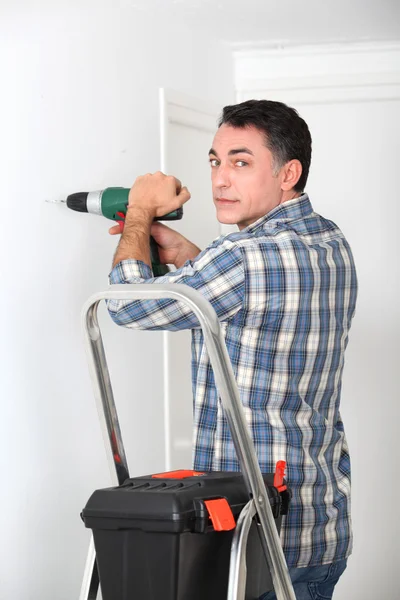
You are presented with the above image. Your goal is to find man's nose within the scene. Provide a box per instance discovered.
[213,163,231,188]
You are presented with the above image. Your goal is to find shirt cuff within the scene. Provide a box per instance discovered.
[109,259,153,284]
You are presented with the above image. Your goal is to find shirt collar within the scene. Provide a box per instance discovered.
[242,193,313,234]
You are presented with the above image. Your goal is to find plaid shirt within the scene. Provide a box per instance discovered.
[108,194,358,568]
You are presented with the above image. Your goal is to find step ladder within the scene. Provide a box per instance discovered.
[79,283,296,600]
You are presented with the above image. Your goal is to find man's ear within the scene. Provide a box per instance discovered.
[281,159,302,191]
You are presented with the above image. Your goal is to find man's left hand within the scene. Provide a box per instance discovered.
[127,171,191,220]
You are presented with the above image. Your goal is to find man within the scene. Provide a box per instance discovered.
[107,100,357,599]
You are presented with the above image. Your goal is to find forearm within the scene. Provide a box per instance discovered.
[112,205,153,269]
[107,237,245,332]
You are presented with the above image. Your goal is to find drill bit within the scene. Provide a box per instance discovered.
[45,198,66,204]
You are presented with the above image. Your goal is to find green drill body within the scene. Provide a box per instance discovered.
[94,187,182,222]
[100,187,130,220]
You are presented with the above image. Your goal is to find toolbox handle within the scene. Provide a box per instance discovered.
[80,283,295,600]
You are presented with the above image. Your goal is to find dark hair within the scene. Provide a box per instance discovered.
[218,99,312,192]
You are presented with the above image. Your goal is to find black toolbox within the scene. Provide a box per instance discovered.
[81,469,290,600]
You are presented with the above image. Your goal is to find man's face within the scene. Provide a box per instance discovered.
[209,124,283,230]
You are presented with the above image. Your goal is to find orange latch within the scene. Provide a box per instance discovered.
[274,460,287,493]
[151,469,206,479]
[204,498,236,531]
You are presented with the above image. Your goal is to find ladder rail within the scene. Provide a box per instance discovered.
[227,499,257,600]
[79,283,295,600]
[79,537,99,600]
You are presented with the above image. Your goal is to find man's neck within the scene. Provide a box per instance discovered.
[278,190,302,205]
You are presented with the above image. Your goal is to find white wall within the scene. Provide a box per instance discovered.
[0,3,234,599]
[235,42,400,600]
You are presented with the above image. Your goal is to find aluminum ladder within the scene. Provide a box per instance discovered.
[79,283,296,600]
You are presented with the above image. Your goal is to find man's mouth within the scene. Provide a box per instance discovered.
[215,198,238,205]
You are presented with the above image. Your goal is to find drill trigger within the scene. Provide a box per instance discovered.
[116,211,126,233]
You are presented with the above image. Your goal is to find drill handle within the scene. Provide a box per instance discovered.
[150,236,169,276]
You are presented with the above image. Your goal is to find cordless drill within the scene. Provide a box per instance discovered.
[50,187,183,275]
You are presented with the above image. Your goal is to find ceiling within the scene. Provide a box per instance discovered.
[126,0,400,47]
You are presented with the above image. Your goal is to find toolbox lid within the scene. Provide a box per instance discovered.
[81,471,287,534]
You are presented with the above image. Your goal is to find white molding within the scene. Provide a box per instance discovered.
[161,88,220,133]
[233,40,400,56]
[159,89,171,472]
[234,40,400,104]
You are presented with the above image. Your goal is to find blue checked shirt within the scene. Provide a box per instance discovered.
[107,194,358,568]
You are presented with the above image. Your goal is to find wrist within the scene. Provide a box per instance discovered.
[123,204,153,240]
[112,207,153,268]
[175,241,201,268]
[126,202,155,224]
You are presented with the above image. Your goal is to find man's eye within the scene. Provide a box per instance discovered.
[236,160,248,167]
[209,159,219,167]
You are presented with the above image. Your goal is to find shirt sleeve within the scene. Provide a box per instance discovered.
[106,238,245,331]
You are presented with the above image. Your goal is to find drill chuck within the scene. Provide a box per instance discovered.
[66,192,90,213]
[66,190,112,216]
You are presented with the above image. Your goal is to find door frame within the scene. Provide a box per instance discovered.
[159,88,221,469]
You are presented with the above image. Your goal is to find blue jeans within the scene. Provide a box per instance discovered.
[259,558,347,600]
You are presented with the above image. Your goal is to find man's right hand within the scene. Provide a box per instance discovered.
[149,222,200,268]
[109,220,200,269]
